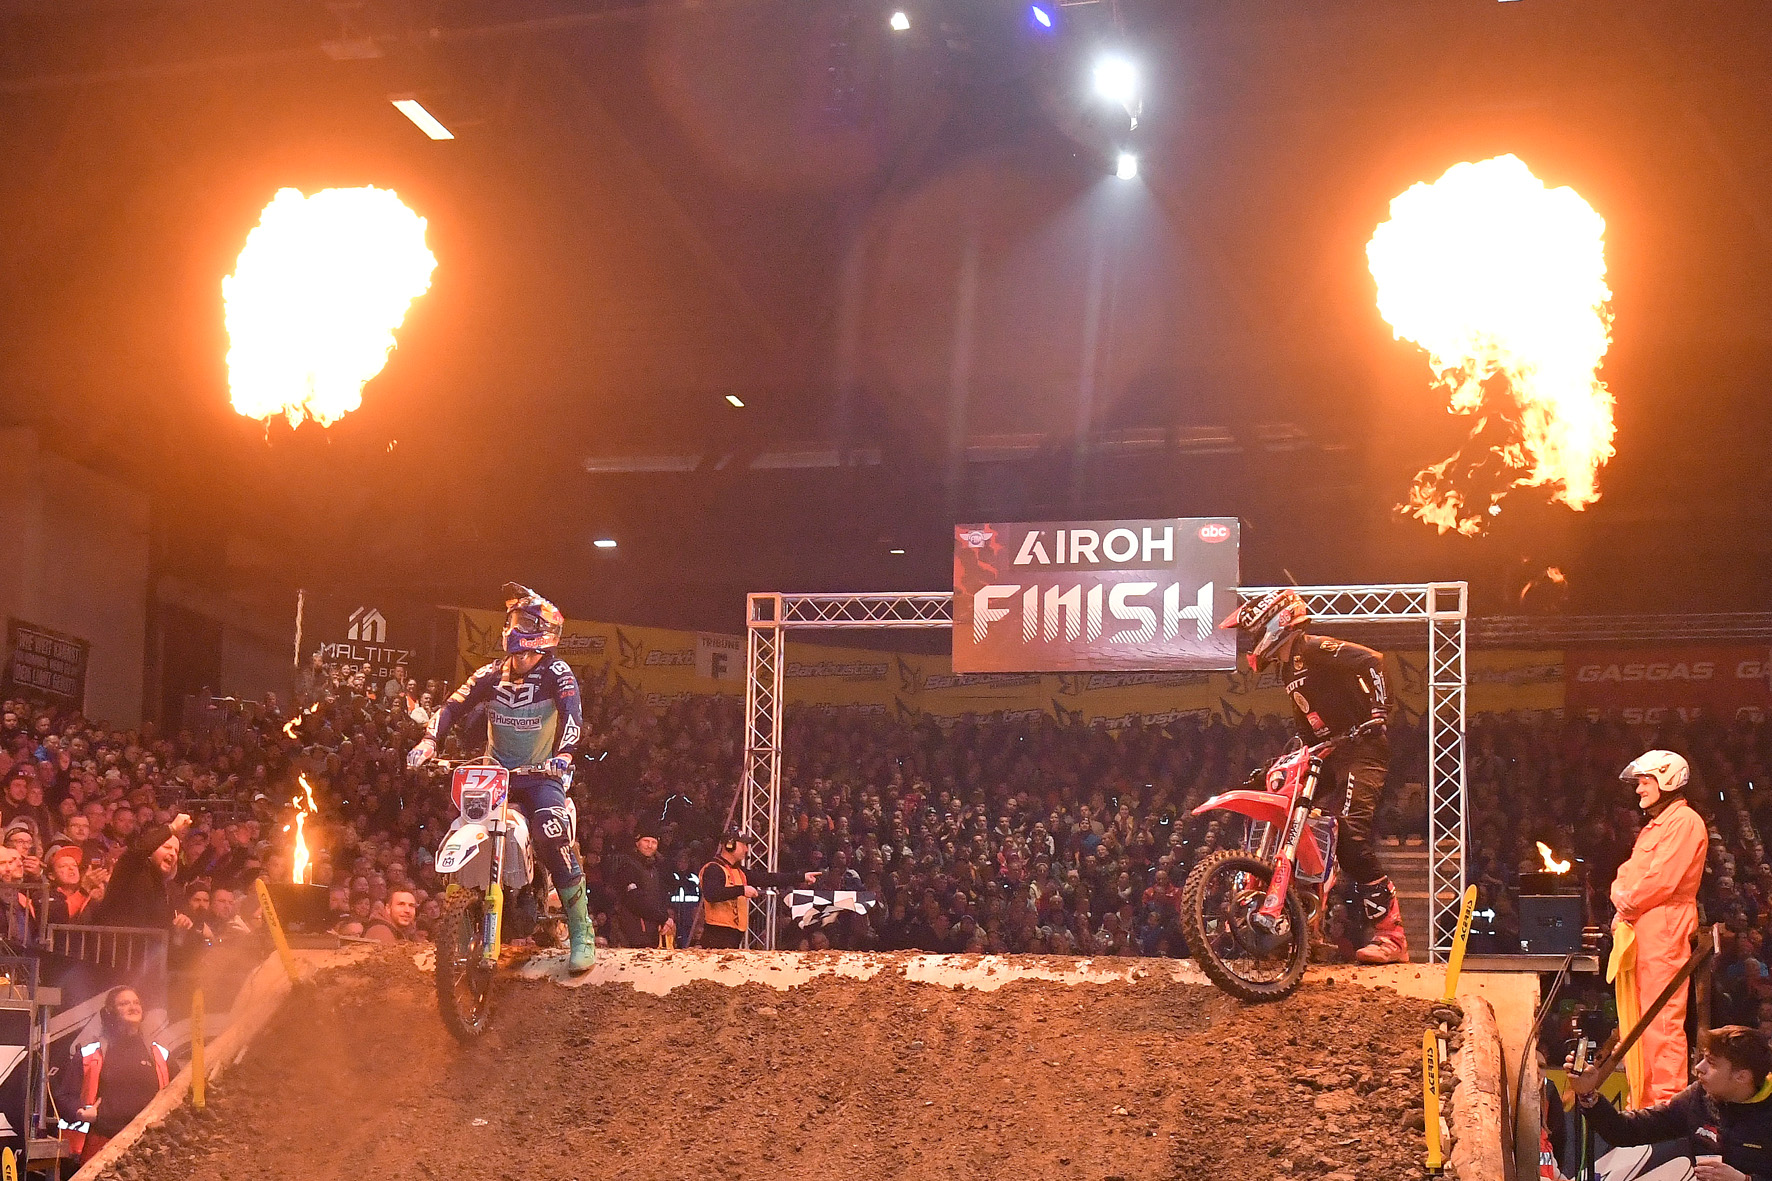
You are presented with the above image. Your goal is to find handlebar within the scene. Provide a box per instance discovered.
[425,756,563,778]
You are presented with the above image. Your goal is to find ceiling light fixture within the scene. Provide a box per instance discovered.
[726,394,745,408]
[593,538,618,549]
[391,98,454,141]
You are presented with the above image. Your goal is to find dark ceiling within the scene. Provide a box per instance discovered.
[2,0,1769,630]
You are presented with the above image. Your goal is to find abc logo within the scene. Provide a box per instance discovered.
[1198,523,1230,543]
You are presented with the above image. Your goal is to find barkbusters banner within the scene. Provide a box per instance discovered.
[951,519,1240,673]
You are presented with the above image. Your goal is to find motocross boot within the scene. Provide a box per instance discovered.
[562,880,596,974]
[1353,877,1409,965]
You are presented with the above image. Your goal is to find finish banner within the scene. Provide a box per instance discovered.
[1565,645,1772,724]
[951,519,1240,673]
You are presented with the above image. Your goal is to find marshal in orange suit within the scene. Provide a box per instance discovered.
[1609,750,1708,1108]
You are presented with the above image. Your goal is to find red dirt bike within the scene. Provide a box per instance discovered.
[1180,728,1369,1002]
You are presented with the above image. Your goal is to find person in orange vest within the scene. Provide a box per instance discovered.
[1611,750,1708,1107]
[60,987,171,1164]
[698,828,816,949]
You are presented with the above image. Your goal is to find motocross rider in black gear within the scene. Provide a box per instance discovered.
[1222,589,1406,964]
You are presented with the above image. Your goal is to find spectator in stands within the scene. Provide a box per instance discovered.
[63,986,171,1165]
[609,821,675,948]
[44,844,89,926]
[3,818,41,881]
[90,814,193,935]
[364,889,419,943]
[209,887,250,941]
[0,845,35,946]
[0,769,30,825]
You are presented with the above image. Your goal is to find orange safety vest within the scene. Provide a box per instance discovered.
[60,1036,171,1155]
[701,859,747,933]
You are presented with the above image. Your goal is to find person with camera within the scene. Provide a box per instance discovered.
[697,827,816,949]
[1567,1025,1772,1181]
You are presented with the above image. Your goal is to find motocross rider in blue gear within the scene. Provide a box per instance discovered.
[407,584,596,973]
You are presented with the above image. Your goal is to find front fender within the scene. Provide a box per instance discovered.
[1192,789,1327,879]
[436,822,489,875]
[1191,789,1290,826]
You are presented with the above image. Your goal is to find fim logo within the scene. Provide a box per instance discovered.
[347,607,388,644]
[957,527,995,549]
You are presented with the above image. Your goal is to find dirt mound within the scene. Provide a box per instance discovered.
[99,949,1431,1180]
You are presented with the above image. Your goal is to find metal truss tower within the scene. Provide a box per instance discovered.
[741,583,1468,960]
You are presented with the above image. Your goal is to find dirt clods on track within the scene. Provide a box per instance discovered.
[101,948,1431,1180]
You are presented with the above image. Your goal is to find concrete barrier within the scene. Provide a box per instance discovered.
[1448,995,1509,1181]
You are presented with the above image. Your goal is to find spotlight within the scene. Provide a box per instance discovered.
[1115,152,1138,181]
[1031,5,1053,28]
[889,10,910,32]
[390,98,453,141]
[593,538,618,549]
[889,548,906,555]
[1093,56,1137,108]
[725,394,745,408]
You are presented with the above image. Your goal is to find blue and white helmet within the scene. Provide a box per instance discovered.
[1620,750,1690,807]
[501,583,564,654]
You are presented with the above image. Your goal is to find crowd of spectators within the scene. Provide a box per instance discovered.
[6,654,1771,970]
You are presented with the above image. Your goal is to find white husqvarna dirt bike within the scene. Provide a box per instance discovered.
[432,757,575,1042]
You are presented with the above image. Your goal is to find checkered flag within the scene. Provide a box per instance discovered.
[786,889,879,929]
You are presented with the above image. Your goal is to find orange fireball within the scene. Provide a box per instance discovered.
[1368,155,1615,534]
[224,186,436,429]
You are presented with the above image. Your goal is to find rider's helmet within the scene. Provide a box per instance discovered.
[1620,749,1690,811]
[1219,588,1308,672]
[501,583,564,654]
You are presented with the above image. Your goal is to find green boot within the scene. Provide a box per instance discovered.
[562,880,596,974]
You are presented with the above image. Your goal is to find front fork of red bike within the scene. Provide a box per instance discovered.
[1255,754,1325,931]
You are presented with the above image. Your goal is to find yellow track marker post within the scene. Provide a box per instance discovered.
[1443,885,1478,1002]
[191,987,206,1110]
[1423,1029,1443,1172]
[2,1145,16,1181]
[254,878,300,984]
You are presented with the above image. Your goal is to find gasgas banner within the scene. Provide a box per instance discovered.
[1565,645,1772,724]
[951,519,1241,673]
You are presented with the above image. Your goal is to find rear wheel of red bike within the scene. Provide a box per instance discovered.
[1180,849,1309,1002]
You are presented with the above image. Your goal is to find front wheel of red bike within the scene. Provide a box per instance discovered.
[1180,849,1309,1002]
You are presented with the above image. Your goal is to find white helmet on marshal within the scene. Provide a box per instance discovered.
[1620,749,1690,808]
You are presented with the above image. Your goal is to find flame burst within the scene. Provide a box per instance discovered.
[289,773,319,885]
[1536,841,1571,874]
[1368,155,1615,534]
[224,186,437,428]
[282,700,323,740]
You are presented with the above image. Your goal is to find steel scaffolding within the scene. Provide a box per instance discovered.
[741,582,1468,960]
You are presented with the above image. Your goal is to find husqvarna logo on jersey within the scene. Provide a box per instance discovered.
[347,607,388,643]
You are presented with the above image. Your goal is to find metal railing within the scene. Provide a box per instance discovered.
[43,924,169,974]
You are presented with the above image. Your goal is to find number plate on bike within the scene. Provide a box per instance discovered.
[451,765,509,818]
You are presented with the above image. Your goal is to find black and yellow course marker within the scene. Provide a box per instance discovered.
[1423,884,1478,1173]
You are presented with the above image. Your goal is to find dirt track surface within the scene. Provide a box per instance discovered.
[101,948,1431,1181]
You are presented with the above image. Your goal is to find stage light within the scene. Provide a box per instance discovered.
[889,548,906,555]
[1093,56,1137,108]
[391,98,453,140]
[1031,5,1053,27]
[889,10,910,32]
[1115,152,1138,180]
[725,394,745,408]
[593,538,618,549]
